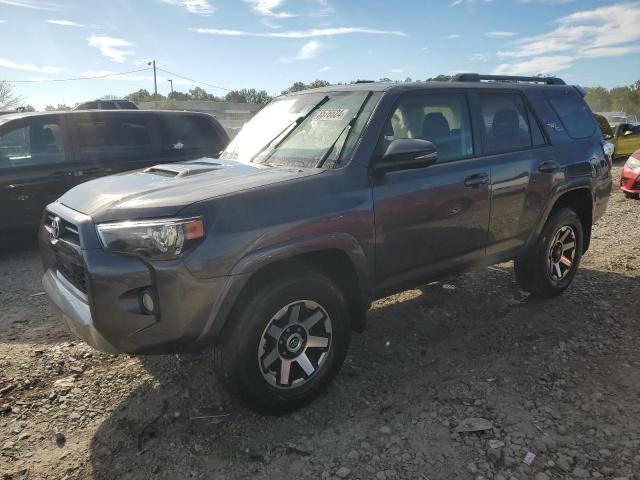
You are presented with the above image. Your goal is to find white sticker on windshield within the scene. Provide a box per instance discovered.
[314,109,348,121]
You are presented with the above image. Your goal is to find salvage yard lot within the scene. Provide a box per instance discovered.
[1,161,639,480]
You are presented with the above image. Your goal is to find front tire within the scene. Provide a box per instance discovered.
[514,207,583,297]
[213,271,351,414]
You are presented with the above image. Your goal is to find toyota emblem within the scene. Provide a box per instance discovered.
[50,216,61,242]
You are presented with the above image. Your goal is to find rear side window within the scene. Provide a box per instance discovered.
[0,119,66,168]
[546,91,595,139]
[157,114,221,152]
[73,114,151,154]
[478,93,536,154]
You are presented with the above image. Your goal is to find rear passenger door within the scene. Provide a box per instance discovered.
[157,113,226,163]
[471,90,551,258]
[0,115,76,228]
[372,90,492,288]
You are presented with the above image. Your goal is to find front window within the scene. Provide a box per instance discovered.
[220,91,377,168]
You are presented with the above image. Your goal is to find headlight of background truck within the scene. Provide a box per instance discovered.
[96,217,205,260]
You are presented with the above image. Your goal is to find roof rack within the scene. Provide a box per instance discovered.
[450,73,566,86]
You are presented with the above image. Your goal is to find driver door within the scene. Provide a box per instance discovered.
[371,90,491,292]
[614,123,640,157]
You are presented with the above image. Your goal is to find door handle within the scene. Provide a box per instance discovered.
[538,161,559,173]
[464,173,489,188]
[51,171,73,177]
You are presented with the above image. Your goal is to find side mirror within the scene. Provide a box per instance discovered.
[375,139,438,172]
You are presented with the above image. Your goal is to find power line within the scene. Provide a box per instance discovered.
[2,68,153,83]
[156,67,233,92]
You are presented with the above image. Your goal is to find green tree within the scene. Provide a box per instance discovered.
[125,89,152,103]
[307,79,330,89]
[17,105,35,112]
[281,81,307,95]
[426,75,451,82]
[584,86,612,112]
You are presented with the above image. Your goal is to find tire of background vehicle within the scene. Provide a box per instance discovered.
[624,192,639,199]
[212,271,351,414]
[514,207,584,298]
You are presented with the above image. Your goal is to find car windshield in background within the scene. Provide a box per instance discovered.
[220,91,375,168]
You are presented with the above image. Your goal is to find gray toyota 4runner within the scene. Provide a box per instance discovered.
[40,74,613,413]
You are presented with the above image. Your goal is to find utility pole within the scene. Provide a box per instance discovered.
[148,60,157,95]
[167,79,173,97]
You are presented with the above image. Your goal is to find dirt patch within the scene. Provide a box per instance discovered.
[1,162,639,480]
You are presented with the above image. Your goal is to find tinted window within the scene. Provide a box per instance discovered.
[158,114,220,152]
[384,92,473,162]
[116,101,137,110]
[546,91,595,139]
[528,109,546,146]
[99,101,117,110]
[478,93,533,154]
[0,120,66,168]
[73,114,151,154]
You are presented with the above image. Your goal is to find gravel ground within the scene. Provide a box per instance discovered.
[1,161,639,480]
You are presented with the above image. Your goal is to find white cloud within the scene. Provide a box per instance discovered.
[311,0,333,17]
[0,57,64,74]
[191,26,407,38]
[0,0,62,10]
[493,3,640,75]
[281,40,323,62]
[485,31,517,39]
[493,55,574,75]
[160,0,216,15]
[421,46,429,51]
[88,35,134,63]
[469,53,491,61]
[246,0,295,18]
[391,69,403,73]
[318,65,331,72]
[46,19,82,26]
[445,34,460,39]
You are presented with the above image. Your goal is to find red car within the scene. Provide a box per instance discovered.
[621,150,640,198]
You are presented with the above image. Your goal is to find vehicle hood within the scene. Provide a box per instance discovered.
[58,158,323,222]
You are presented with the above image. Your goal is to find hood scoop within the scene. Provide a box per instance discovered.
[142,162,223,178]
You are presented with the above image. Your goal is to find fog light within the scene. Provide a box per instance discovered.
[140,289,156,314]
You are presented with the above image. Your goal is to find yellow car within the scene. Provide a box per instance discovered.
[595,113,640,158]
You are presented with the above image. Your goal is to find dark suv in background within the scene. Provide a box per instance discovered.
[40,74,612,413]
[0,110,229,233]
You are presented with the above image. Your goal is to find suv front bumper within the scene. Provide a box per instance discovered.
[43,267,118,352]
[39,202,240,355]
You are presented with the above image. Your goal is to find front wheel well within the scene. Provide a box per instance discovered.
[233,250,369,333]
[548,188,593,252]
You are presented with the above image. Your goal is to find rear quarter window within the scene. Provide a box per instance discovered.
[545,90,596,139]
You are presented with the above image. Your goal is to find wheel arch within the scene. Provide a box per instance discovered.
[532,185,593,253]
[206,234,373,340]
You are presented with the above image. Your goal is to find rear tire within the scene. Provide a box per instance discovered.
[213,271,351,414]
[514,207,583,298]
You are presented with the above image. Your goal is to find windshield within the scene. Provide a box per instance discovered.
[220,91,376,168]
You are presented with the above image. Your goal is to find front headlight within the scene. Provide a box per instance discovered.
[96,217,205,260]
[626,157,640,172]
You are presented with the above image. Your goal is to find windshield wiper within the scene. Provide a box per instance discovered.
[316,91,373,169]
[251,95,329,164]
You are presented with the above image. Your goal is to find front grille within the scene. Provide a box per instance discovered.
[45,213,80,246]
[57,255,87,293]
[44,210,87,294]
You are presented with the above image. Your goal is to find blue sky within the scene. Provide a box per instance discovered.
[0,0,639,109]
